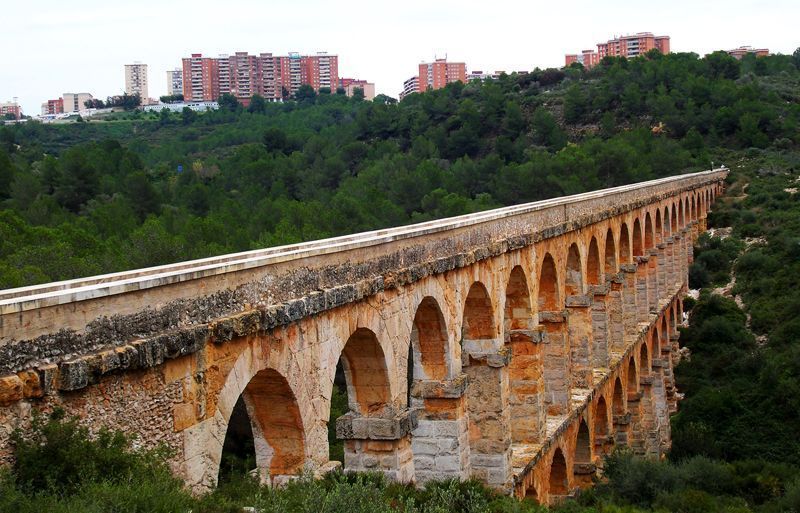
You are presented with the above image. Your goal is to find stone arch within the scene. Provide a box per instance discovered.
[538,253,560,311]
[671,204,678,233]
[627,358,638,396]
[678,198,685,228]
[229,369,306,482]
[650,326,660,356]
[575,420,592,465]
[524,482,539,502]
[639,343,650,377]
[697,192,706,216]
[587,237,601,286]
[409,296,450,387]
[505,266,533,334]
[663,205,671,236]
[594,396,610,454]
[619,223,632,264]
[505,264,544,445]
[671,302,678,332]
[695,193,701,218]
[604,228,617,278]
[463,281,497,342]
[548,447,569,497]
[645,213,654,249]
[655,209,663,242]
[660,316,670,353]
[409,295,467,484]
[339,328,391,415]
[612,377,625,416]
[611,377,627,447]
[632,218,643,257]
[565,243,584,296]
[196,338,314,490]
[573,419,593,486]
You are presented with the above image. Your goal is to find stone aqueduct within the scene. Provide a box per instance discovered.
[0,169,727,503]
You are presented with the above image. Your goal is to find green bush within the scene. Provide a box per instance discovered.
[2,410,192,512]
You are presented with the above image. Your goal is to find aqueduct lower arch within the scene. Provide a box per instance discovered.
[0,169,726,503]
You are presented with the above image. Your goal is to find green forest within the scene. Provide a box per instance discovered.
[2,48,800,512]
[1,49,798,288]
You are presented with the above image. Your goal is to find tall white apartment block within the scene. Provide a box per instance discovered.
[166,68,183,96]
[125,62,149,99]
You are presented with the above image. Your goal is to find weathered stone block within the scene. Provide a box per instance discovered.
[36,363,58,395]
[210,318,234,343]
[58,358,89,391]
[173,402,196,431]
[573,462,597,475]
[232,310,261,337]
[566,295,592,308]
[412,374,468,399]
[0,374,23,405]
[539,310,567,324]
[18,370,42,399]
[337,409,418,441]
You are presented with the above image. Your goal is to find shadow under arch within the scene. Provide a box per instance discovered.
[548,447,569,499]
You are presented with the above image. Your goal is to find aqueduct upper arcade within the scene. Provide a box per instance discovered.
[0,168,727,503]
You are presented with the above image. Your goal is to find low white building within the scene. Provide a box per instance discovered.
[143,101,219,113]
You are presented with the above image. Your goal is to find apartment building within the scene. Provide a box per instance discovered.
[565,50,601,69]
[259,53,282,100]
[726,46,770,59]
[340,78,375,100]
[62,93,93,113]
[124,63,149,100]
[598,32,670,58]
[182,54,220,102]
[229,52,258,100]
[166,69,183,96]
[418,58,466,92]
[399,75,419,100]
[565,32,670,69]
[41,98,64,115]
[181,51,339,103]
[0,101,21,120]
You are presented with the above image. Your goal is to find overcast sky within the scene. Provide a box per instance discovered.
[3,0,798,114]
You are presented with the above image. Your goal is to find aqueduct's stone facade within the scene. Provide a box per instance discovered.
[0,169,727,503]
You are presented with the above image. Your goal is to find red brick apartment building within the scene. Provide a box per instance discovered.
[418,58,466,92]
[41,98,64,116]
[566,32,670,69]
[0,101,21,120]
[726,46,770,59]
[565,50,601,69]
[182,52,338,103]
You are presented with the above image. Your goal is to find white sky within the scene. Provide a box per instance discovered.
[2,0,798,114]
